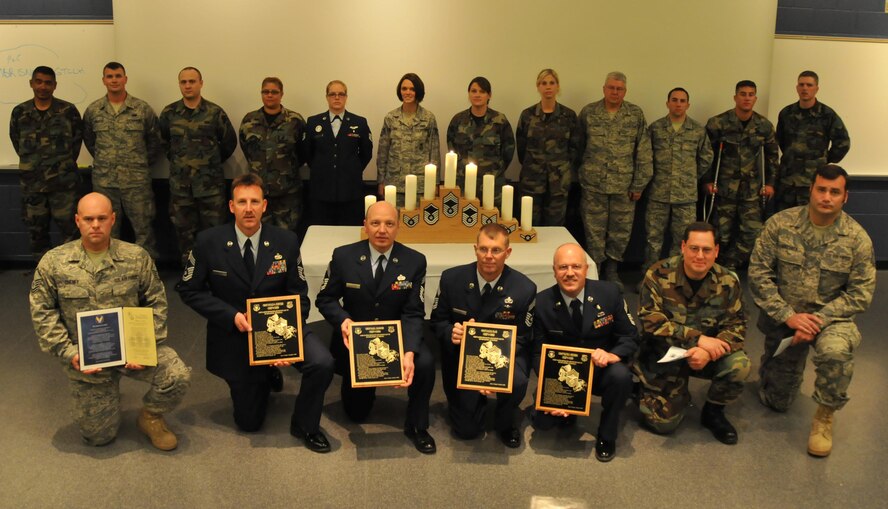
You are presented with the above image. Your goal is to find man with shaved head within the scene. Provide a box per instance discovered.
[316,201,436,453]
[531,243,638,461]
[30,192,191,450]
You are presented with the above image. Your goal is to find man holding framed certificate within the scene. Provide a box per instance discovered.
[177,174,334,453]
[30,193,191,451]
[431,223,536,448]
[316,201,436,454]
[531,243,638,462]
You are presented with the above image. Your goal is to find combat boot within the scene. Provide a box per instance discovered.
[807,404,835,457]
[138,408,178,451]
[602,259,623,291]
[701,401,738,445]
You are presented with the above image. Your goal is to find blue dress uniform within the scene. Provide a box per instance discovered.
[304,111,373,226]
[532,279,638,442]
[176,224,334,433]
[315,240,434,432]
[431,263,536,438]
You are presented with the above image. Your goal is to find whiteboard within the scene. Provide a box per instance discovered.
[0,24,114,167]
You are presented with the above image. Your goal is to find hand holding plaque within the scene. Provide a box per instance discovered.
[246,295,304,365]
[456,322,517,393]
[76,307,157,372]
[535,344,595,416]
[348,321,406,387]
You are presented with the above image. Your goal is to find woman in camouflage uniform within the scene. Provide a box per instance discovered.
[376,73,441,206]
[516,69,581,226]
[446,76,515,206]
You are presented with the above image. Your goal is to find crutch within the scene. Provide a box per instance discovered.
[703,142,724,224]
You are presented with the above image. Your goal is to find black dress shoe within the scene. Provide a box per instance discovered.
[497,427,521,448]
[290,423,331,453]
[269,366,284,393]
[701,402,738,445]
[404,428,437,454]
[595,439,616,462]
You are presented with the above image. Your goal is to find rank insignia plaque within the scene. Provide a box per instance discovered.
[457,322,516,393]
[348,320,405,388]
[246,295,304,365]
[535,344,595,416]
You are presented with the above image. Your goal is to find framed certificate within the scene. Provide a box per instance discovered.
[535,344,595,416]
[457,322,516,393]
[348,320,405,388]
[76,307,157,371]
[246,295,304,365]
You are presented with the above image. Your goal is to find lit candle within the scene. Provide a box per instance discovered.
[384,185,397,206]
[521,196,533,231]
[424,164,436,200]
[501,185,514,221]
[464,162,477,200]
[364,195,377,216]
[482,174,495,210]
[404,174,417,211]
[445,151,457,188]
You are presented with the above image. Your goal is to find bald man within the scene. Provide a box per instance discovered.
[30,192,191,450]
[531,243,638,461]
[316,201,437,453]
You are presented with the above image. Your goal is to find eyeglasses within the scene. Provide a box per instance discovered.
[476,247,505,256]
[261,89,281,95]
[326,92,347,98]
[685,245,715,255]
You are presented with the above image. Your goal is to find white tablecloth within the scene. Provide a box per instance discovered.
[300,226,597,322]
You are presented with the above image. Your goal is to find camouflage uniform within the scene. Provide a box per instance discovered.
[577,99,652,264]
[644,116,713,272]
[775,101,850,210]
[83,95,162,258]
[376,105,441,207]
[9,97,82,261]
[446,108,515,205]
[704,110,778,268]
[29,239,191,445]
[515,102,581,226]
[239,107,306,231]
[633,255,751,433]
[749,206,875,411]
[159,98,237,263]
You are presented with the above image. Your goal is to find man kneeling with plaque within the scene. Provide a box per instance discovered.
[30,192,191,450]
[431,224,537,448]
[316,201,436,454]
[532,243,638,462]
[177,174,335,453]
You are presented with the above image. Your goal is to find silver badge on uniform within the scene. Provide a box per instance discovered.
[226,241,233,247]
[360,255,367,262]
[264,241,270,247]
[315,125,322,133]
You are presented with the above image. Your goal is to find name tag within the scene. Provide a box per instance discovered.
[452,308,467,315]
[346,282,361,289]
[212,270,227,276]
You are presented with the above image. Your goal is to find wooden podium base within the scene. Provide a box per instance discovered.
[362,186,538,244]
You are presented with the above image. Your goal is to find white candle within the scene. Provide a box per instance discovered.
[364,195,377,216]
[404,174,417,211]
[501,185,514,221]
[482,174,495,210]
[464,163,477,200]
[521,196,533,231]
[445,151,458,188]
[384,185,397,207]
[424,164,437,200]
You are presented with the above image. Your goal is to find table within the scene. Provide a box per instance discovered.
[300,226,597,322]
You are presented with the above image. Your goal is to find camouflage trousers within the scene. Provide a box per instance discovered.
[518,166,571,226]
[775,185,810,212]
[715,197,763,268]
[638,350,750,434]
[169,190,227,266]
[581,189,636,265]
[93,183,158,259]
[65,345,191,446]
[759,321,860,412]
[20,186,78,262]
[644,200,696,273]
[262,190,302,232]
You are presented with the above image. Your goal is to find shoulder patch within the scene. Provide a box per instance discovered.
[181,250,195,282]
